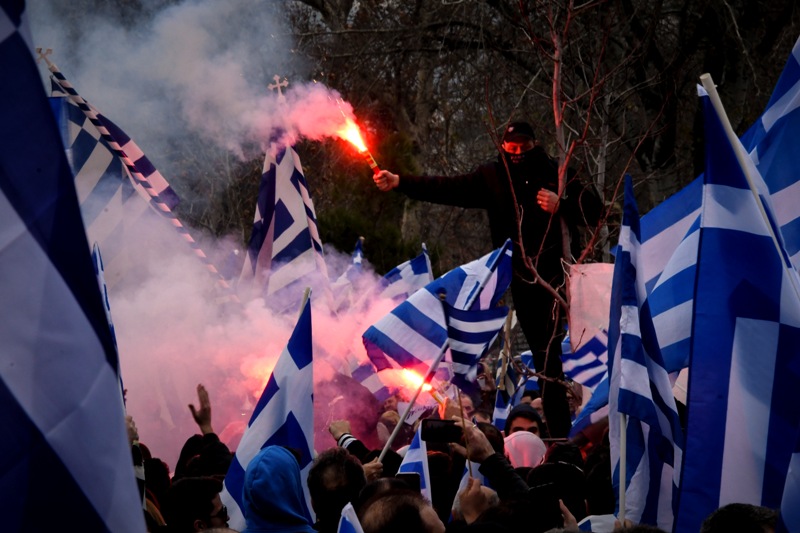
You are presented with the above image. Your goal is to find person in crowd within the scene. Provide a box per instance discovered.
[174,384,233,482]
[241,446,315,533]
[358,487,446,533]
[504,431,547,469]
[452,477,500,525]
[329,419,402,478]
[162,476,229,533]
[307,447,367,533]
[374,121,603,439]
[699,502,778,533]
[503,403,544,437]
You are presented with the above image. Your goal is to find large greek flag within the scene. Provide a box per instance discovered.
[674,86,800,533]
[0,4,145,530]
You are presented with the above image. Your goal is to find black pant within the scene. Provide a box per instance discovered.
[510,275,572,439]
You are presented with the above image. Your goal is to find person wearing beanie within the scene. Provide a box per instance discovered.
[373,121,602,439]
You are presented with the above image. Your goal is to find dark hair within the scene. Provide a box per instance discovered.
[307,448,367,525]
[358,488,431,533]
[503,404,543,435]
[700,503,778,533]
[477,422,505,455]
[543,442,585,471]
[163,477,223,533]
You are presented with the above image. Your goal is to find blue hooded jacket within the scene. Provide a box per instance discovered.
[241,446,315,533]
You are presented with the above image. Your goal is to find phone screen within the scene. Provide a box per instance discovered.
[420,419,463,443]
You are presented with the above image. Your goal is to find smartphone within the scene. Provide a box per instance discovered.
[421,419,463,443]
[396,472,421,492]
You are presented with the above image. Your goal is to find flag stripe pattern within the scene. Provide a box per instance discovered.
[492,354,529,430]
[364,240,512,376]
[447,304,508,394]
[608,175,684,532]
[222,295,315,530]
[0,8,145,530]
[674,89,800,532]
[379,244,434,301]
[337,502,365,533]
[240,146,330,305]
[44,61,234,292]
[561,330,608,390]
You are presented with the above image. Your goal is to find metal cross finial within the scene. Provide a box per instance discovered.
[35,48,53,63]
[268,75,288,100]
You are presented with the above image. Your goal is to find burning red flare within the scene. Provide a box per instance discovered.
[402,369,432,392]
[337,117,368,153]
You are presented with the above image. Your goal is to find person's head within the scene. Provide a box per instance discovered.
[383,395,398,413]
[503,431,547,468]
[242,446,314,532]
[473,409,493,424]
[477,422,506,456]
[503,404,543,437]
[501,122,536,163]
[460,394,475,418]
[163,476,227,533]
[700,503,778,533]
[307,448,367,526]
[543,442,585,471]
[451,484,499,523]
[530,397,545,420]
[520,389,540,406]
[358,488,445,533]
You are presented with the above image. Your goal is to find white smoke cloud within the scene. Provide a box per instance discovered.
[26,0,398,467]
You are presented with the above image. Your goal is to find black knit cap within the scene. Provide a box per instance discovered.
[502,121,536,143]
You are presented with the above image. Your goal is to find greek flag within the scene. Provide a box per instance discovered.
[337,502,364,533]
[569,35,800,427]
[240,146,330,306]
[331,237,366,311]
[0,5,145,530]
[608,175,684,532]
[492,354,529,430]
[378,244,434,301]
[447,303,508,395]
[350,361,392,403]
[561,329,608,390]
[674,88,800,532]
[363,240,511,376]
[222,294,315,530]
[398,427,432,502]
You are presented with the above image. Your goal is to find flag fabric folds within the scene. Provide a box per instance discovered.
[337,502,365,533]
[331,237,366,311]
[492,353,530,431]
[608,175,684,532]
[378,244,434,301]
[222,294,315,530]
[561,329,608,391]
[363,240,512,378]
[674,87,800,532]
[446,303,508,395]
[240,146,330,305]
[0,5,145,530]
[398,426,432,502]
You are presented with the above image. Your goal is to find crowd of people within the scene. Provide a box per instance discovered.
[127,379,779,533]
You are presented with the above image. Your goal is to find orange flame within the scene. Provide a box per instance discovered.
[336,117,368,153]
[402,369,432,392]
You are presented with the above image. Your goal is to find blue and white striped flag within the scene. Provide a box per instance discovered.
[0,6,145,530]
[91,243,125,397]
[337,502,364,533]
[222,293,315,530]
[674,86,800,533]
[569,36,800,426]
[561,329,608,390]
[240,146,330,306]
[364,240,511,376]
[398,426,432,502]
[608,175,684,532]
[492,355,528,429]
[350,361,392,403]
[447,303,508,395]
[378,244,434,302]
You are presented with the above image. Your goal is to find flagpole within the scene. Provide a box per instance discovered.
[619,412,627,525]
[377,339,450,462]
[700,74,800,301]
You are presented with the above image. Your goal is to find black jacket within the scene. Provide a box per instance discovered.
[397,147,602,283]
